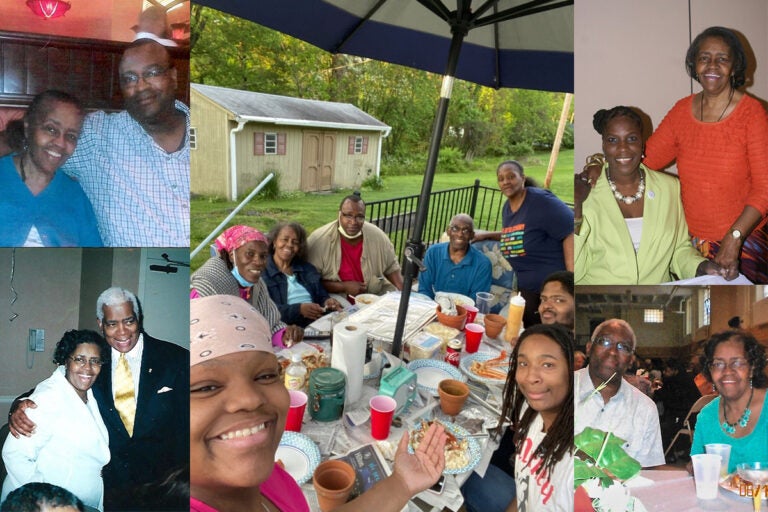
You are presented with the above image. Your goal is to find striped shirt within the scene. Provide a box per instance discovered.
[62,101,190,247]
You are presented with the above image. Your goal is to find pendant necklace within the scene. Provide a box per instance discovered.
[721,386,753,434]
[606,167,645,205]
[700,87,734,122]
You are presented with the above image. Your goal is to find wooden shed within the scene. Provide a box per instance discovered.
[191,84,391,199]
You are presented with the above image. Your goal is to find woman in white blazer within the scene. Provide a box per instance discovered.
[2,330,110,511]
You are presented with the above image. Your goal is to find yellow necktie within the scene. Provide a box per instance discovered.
[114,353,136,436]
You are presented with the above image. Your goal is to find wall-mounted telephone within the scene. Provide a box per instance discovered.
[28,329,44,352]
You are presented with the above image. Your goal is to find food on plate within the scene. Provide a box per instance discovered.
[279,350,329,375]
[469,351,510,380]
[423,322,460,343]
[355,293,378,305]
[410,420,469,471]
[276,459,285,469]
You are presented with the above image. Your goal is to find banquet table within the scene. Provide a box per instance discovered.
[282,296,510,512]
[630,470,768,511]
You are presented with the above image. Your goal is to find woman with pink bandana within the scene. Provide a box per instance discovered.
[190,296,448,512]
[191,225,303,347]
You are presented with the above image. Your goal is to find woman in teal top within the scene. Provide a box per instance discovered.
[690,330,767,473]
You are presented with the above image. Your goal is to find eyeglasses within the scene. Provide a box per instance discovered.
[69,356,104,367]
[119,65,172,87]
[709,359,749,372]
[540,295,570,305]
[593,337,634,355]
[449,226,472,235]
[340,213,366,223]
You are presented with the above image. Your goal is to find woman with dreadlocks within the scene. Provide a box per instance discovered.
[500,323,574,511]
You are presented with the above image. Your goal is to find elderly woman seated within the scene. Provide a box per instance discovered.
[262,221,342,327]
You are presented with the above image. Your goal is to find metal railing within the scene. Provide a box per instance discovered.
[366,179,506,257]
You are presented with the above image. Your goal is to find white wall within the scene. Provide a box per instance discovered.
[575,0,768,172]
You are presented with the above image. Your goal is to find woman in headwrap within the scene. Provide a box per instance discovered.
[191,225,303,346]
[189,295,447,512]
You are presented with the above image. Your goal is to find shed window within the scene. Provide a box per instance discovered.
[189,127,197,150]
[254,132,286,155]
[265,133,278,154]
[348,135,369,155]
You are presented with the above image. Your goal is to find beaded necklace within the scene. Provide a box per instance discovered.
[605,167,645,205]
[721,386,753,434]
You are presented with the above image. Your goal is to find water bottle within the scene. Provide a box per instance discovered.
[284,353,307,391]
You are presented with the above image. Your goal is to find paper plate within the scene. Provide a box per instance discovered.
[460,352,510,385]
[408,421,482,475]
[354,293,380,306]
[720,473,768,501]
[435,292,475,308]
[275,431,321,485]
[406,359,465,395]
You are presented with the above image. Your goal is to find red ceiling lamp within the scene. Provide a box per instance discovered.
[26,0,71,19]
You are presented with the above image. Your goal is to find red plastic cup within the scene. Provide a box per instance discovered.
[464,323,484,353]
[464,305,479,324]
[286,390,308,432]
[369,395,397,440]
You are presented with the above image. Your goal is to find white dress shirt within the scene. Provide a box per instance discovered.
[574,367,665,467]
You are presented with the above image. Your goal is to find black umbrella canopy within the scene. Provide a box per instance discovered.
[195,0,573,92]
[194,0,574,355]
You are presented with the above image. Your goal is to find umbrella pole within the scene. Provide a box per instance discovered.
[391,26,467,357]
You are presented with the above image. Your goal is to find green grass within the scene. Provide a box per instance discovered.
[191,150,574,270]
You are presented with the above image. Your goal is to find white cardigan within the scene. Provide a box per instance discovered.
[2,366,110,511]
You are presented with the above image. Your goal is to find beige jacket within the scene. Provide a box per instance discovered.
[307,220,401,295]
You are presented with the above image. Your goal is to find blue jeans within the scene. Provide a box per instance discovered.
[461,464,516,512]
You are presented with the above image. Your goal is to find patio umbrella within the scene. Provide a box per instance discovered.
[194,0,574,356]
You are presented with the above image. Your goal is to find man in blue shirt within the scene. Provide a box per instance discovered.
[417,213,492,300]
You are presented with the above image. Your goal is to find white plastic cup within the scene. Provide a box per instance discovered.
[704,443,731,479]
[691,453,722,500]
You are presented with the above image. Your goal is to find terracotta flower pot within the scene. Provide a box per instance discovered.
[438,379,469,416]
[313,459,356,512]
[483,313,506,339]
[436,305,467,330]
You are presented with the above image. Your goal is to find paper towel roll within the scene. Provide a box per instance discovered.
[331,321,368,404]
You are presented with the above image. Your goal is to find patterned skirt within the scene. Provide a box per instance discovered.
[691,220,768,284]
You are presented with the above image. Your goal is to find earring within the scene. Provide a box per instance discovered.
[712,383,716,393]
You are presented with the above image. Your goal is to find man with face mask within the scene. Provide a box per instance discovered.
[307,194,403,299]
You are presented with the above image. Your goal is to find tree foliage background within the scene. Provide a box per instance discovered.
[190,6,573,173]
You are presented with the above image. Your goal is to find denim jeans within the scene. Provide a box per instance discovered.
[460,463,516,512]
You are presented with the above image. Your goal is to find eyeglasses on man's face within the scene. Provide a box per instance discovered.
[69,356,104,368]
[709,359,749,372]
[593,336,634,355]
[119,65,172,87]
[340,213,365,223]
[449,225,472,235]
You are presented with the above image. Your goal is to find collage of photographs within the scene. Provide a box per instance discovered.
[0,1,766,512]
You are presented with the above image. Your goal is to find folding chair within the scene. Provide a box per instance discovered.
[664,393,718,457]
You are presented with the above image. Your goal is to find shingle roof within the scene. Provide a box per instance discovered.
[192,83,389,130]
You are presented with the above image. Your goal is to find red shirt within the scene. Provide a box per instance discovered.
[338,237,364,283]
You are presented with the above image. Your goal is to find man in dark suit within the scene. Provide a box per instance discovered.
[9,287,188,511]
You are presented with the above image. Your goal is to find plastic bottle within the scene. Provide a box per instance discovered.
[505,293,526,344]
[284,353,307,391]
